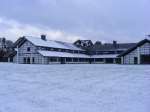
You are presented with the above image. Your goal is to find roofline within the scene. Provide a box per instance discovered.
[118,39,150,57]
[14,36,85,51]
[13,37,27,48]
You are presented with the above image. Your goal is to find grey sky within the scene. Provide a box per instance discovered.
[0,0,149,42]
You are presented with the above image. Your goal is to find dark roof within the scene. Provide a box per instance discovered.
[8,51,17,57]
[0,50,15,58]
[74,40,93,50]
[13,37,27,48]
[91,43,136,51]
[118,39,150,57]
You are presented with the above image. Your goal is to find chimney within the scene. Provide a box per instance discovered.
[113,40,117,48]
[41,35,46,41]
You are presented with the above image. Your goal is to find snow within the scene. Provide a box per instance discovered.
[55,41,85,51]
[26,36,82,51]
[38,50,90,58]
[91,54,118,58]
[38,50,118,58]
[0,63,150,112]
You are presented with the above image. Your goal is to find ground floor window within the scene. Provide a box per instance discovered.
[27,58,30,64]
[79,58,84,62]
[66,58,72,62]
[60,57,66,64]
[73,58,79,62]
[105,58,114,64]
[23,58,26,64]
[23,57,31,64]
[32,57,35,63]
[140,55,150,64]
[79,58,88,62]
[116,58,121,64]
[95,58,104,62]
[49,57,58,62]
[134,57,138,64]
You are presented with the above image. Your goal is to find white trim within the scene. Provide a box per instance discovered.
[121,57,124,64]
[91,54,118,58]
[38,50,90,58]
[137,47,140,64]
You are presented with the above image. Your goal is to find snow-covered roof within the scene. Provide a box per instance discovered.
[38,50,90,58]
[91,54,118,58]
[38,50,119,58]
[55,41,83,51]
[25,36,83,51]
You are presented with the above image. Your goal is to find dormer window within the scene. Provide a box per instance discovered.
[27,47,30,52]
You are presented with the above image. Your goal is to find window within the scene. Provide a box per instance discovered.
[49,57,57,62]
[61,49,66,52]
[73,58,78,62]
[23,58,26,64]
[53,48,59,52]
[32,58,35,63]
[27,47,30,52]
[95,58,104,62]
[27,58,30,64]
[50,48,54,51]
[74,51,79,54]
[105,58,114,64]
[66,58,72,62]
[134,57,138,64]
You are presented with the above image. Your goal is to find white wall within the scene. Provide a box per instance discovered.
[123,42,150,64]
[13,41,46,64]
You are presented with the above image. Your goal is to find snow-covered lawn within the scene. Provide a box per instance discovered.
[0,63,149,112]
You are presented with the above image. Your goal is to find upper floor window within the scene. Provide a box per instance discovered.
[74,50,79,54]
[27,47,30,52]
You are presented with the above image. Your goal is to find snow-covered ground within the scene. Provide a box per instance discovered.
[0,63,150,112]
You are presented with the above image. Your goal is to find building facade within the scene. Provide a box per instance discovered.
[119,39,150,64]
[13,36,90,64]
[13,35,150,64]
[74,40,136,64]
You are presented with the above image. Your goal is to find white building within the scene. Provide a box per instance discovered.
[118,39,150,64]
[13,35,90,64]
[13,35,149,64]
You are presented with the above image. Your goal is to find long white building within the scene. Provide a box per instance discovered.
[13,35,90,64]
[13,35,150,64]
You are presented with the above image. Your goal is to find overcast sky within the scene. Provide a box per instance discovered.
[0,0,149,43]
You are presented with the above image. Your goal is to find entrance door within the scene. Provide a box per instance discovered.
[134,57,138,64]
[141,55,150,64]
[27,57,30,64]
[23,58,27,64]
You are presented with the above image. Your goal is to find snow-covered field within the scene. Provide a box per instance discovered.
[0,63,150,112]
